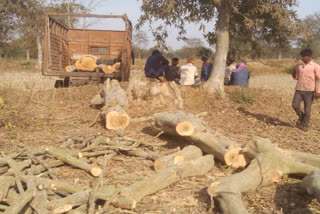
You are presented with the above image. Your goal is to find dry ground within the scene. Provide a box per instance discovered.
[0,59,320,213]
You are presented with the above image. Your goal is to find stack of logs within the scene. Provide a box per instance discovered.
[65,55,121,74]
[0,111,319,213]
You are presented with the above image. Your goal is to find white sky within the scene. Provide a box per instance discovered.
[89,0,320,50]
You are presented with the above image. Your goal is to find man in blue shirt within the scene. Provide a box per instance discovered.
[144,50,169,78]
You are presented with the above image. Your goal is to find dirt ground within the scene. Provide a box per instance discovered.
[0,61,320,213]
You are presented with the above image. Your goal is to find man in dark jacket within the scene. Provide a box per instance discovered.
[144,50,169,78]
[164,57,180,82]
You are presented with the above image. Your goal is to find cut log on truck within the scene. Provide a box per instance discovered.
[74,56,97,71]
[152,111,246,168]
[97,64,113,73]
[112,154,214,210]
[154,145,202,171]
[65,65,76,72]
[301,171,320,200]
[207,136,319,214]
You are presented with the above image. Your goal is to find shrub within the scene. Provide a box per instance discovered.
[232,89,255,105]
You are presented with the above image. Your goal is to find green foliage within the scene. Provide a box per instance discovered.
[232,90,255,105]
[283,65,296,74]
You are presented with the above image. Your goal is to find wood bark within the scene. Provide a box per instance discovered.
[112,155,214,210]
[207,136,319,214]
[45,147,102,177]
[3,189,34,214]
[154,145,202,171]
[301,171,320,200]
[203,0,231,94]
[152,111,246,167]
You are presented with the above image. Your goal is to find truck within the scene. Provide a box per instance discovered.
[42,13,133,87]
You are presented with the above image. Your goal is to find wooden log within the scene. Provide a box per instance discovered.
[102,79,128,109]
[97,64,113,73]
[105,105,129,130]
[112,155,214,210]
[167,81,183,109]
[301,171,320,200]
[112,62,121,72]
[74,56,97,71]
[154,145,202,171]
[48,190,91,211]
[0,176,15,201]
[152,111,245,167]
[45,147,102,177]
[65,65,76,72]
[207,136,319,214]
[3,189,34,214]
[90,94,104,106]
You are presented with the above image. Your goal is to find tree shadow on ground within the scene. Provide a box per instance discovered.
[237,107,292,127]
[141,126,190,149]
[274,182,315,214]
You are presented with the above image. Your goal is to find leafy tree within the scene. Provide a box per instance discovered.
[137,0,302,94]
[297,12,320,57]
[133,30,149,60]
[185,37,203,58]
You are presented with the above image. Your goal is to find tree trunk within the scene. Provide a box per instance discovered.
[203,0,232,94]
[301,171,320,200]
[26,49,30,61]
[36,36,42,70]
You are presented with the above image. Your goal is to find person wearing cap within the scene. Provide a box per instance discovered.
[164,57,180,82]
[292,48,320,132]
[224,57,236,85]
[200,54,213,82]
[144,49,169,79]
[178,59,199,85]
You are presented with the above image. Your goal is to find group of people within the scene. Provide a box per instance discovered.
[144,49,250,87]
[144,48,320,132]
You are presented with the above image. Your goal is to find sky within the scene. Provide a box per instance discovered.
[88,0,320,50]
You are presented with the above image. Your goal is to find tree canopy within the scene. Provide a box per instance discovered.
[137,0,303,93]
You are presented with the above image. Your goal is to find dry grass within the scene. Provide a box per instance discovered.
[0,58,38,71]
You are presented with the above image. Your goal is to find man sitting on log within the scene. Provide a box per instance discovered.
[144,50,169,79]
[179,59,200,85]
[164,57,180,82]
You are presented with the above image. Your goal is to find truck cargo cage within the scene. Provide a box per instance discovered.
[42,12,132,86]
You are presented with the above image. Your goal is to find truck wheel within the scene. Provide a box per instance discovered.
[54,80,64,88]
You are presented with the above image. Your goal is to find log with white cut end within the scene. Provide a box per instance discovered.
[301,171,320,200]
[207,136,319,214]
[152,111,246,168]
[112,154,214,210]
[154,145,202,171]
[105,105,129,130]
[45,147,102,177]
[74,56,97,71]
[89,78,129,130]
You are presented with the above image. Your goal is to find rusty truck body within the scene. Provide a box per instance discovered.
[42,13,132,86]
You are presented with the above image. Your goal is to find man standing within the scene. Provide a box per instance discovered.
[179,59,199,85]
[144,50,169,79]
[292,49,320,132]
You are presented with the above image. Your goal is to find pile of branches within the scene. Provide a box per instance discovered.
[1,110,320,214]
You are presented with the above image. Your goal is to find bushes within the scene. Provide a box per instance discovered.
[232,89,255,105]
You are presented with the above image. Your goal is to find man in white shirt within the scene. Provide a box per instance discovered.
[179,59,199,85]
